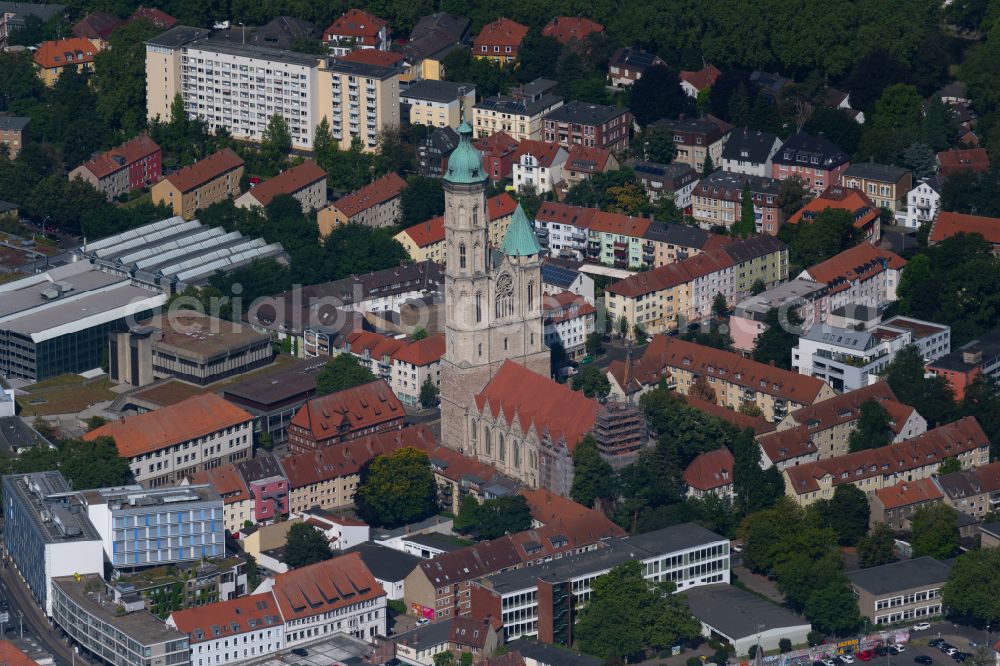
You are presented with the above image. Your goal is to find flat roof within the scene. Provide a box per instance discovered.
[3,472,102,544]
[734,278,825,318]
[846,556,952,596]
[80,483,221,510]
[145,25,210,48]
[401,79,473,103]
[222,357,324,409]
[325,58,399,79]
[402,532,466,552]
[507,639,602,666]
[878,316,949,341]
[52,574,188,646]
[253,633,371,666]
[193,35,322,67]
[684,584,811,640]
[343,542,422,582]
[143,312,271,363]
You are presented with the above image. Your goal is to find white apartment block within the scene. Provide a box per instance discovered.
[512,147,567,195]
[904,177,942,230]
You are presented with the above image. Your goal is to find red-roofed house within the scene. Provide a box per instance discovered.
[167,592,284,661]
[937,148,989,180]
[512,140,568,194]
[683,447,735,499]
[33,37,101,86]
[338,48,404,68]
[470,360,601,496]
[542,290,596,359]
[235,161,327,213]
[0,641,39,666]
[318,172,407,236]
[870,478,943,531]
[72,11,122,46]
[392,333,446,407]
[680,64,722,98]
[340,330,406,382]
[394,215,445,262]
[929,211,1000,254]
[787,186,881,243]
[323,8,390,55]
[798,242,906,312]
[128,7,177,29]
[187,463,253,535]
[533,202,597,260]
[486,192,518,246]
[563,145,618,188]
[287,379,405,453]
[519,487,625,538]
[473,18,528,65]
[541,17,605,45]
[475,131,520,183]
[68,134,161,200]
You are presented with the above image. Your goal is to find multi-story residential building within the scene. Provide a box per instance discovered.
[475,131,520,183]
[168,592,284,666]
[930,210,1000,254]
[471,523,729,645]
[151,148,244,219]
[720,129,781,177]
[52,574,191,666]
[541,261,595,305]
[798,243,906,313]
[759,381,927,469]
[396,12,469,82]
[902,176,942,230]
[473,79,563,141]
[691,171,784,235]
[846,557,951,625]
[472,17,528,65]
[318,172,407,234]
[626,159,699,209]
[935,461,1000,520]
[793,317,950,392]
[340,330,406,383]
[789,185,884,242]
[679,64,721,98]
[512,141,567,194]
[33,37,101,85]
[643,223,722,268]
[783,417,990,506]
[841,162,912,217]
[1,472,104,616]
[187,464,253,535]
[683,448,734,500]
[542,101,631,152]
[542,16,604,44]
[729,278,830,353]
[237,455,289,523]
[401,80,475,129]
[542,291,596,359]
[562,145,618,190]
[322,8,389,55]
[419,126,459,176]
[0,115,30,158]
[533,202,597,261]
[870,478,943,531]
[771,130,851,195]
[86,393,254,487]
[80,484,225,568]
[286,379,405,453]
[927,327,1000,400]
[234,160,327,213]
[0,1,66,50]
[392,333,445,407]
[69,134,162,201]
[144,25,210,122]
[586,211,653,268]
[317,58,401,151]
[650,116,732,170]
[261,553,387,644]
[109,555,248,617]
[607,47,665,87]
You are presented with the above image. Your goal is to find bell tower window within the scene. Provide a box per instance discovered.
[459,243,467,269]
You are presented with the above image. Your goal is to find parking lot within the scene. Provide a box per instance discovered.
[817,622,992,666]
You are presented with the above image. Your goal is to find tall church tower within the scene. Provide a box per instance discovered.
[439,119,550,454]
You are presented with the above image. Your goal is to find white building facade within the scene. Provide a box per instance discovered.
[512,148,567,195]
[903,178,942,230]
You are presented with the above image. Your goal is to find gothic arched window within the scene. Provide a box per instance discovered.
[475,292,482,323]
[499,433,506,463]
[459,243,467,269]
[513,441,521,469]
[483,428,491,456]
[495,272,514,318]
[527,282,534,311]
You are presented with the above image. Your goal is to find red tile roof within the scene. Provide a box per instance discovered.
[785,416,989,495]
[487,192,517,220]
[784,382,906,433]
[930,211,1000,247]
[683,447,734,491]
[338,49,404,67]
[450,616,494,649]
[244,161,326,208]
[937,148,989,178]
[802,242,906,292]
[281,425,435,489]
[541,16,604,44]
[589,210,652,236]
[170,593,280,643]
[188,463,250,505]
[757,426,819,466]
[565,145,614,175]
[680,393,775,434]
[164,148,244,194]
[519,487,625,538]
[473,18,528,51]
[535,202,597,229]
[324,9,388,45]
[129,6,177,28]
[874,478,943,510]
[475,360,600,453]
[0,641,36,666]
[34,37,100,69]
[270,552,384,621]
[679,64,722,92]
[515,140,564,168]
[85,393,253,458]
[289,379,403,441]
[542,290,596,325]
[787,186,880,231]
[475,131,520,156]
[344,330,406,360]
[393,333,445,367]
[331,172,407,219]
[75,134,159,179]
[604,257,699,299]
[72,11,122,41]
[401,215,444,248]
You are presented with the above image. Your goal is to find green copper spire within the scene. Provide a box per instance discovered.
[500,203,541,257]
[443,118,485,184]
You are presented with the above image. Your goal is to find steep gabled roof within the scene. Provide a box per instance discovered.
[74,134,160,179]
[801,243,906,291]
[243,161,327,208]
[170,593,280,643]
[324,8,388,45]
[473,17,528,50]
[270,552,384,621]
[930,211,1000,246]
[163,148,244,194]
[874,478,942,510]
[679,64,721,92]
[331,172,407,218]
[541,16,604,44]
[33,37,99,69]
[393,333,445,367]
[787,186,879,231]
[683,447,734,491]
[401,215,444,248]
[188,463,250,505]
[72,11,122,40]
[290,379,403,440]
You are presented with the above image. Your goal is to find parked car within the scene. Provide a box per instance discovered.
[833,658,845,666]
[945,648,959,656]
[893,645,907,653]
[822,659,836,666]
[415,618,430,626]
[913,622,931,631]
[857,652,874,662]
[291,648,309,657]
[875,646,889,656]
[929,640,945,649]
[915,657,933,665]
[841,655,855,664]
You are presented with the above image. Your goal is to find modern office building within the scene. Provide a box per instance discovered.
[52,573,191,666]
[80,484,225,568]
[846,557,951,625]
[1,472,104,615]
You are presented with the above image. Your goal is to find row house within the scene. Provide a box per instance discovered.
[771,130,851,195]
[169,592,285,666]
[720,128,781,177]
[607,47,665,87]
[391,333,446,408]
[512,140,567,194]
[473,79,563,142]
[586,211,653,268]
[840,162,912,219]
[626,159,699,209]
[934,460,1000,521]
[286,379,405,453]
[788,186,881,243]
[68,134,161,200]
[870,478,943,532]
[237,455,289,523]
[151,148,244,220]
[235,160,327,213]
[650,116,732,170]
[691,170,784,235]
[798,242,906,314]
[783,417,990,506]
[472,18,528,65]
[318,172,407,235]
[323,8,390,55]
[542,101,631,152]
[533,202,597,261]
[542,290,597,359]
[341,330,407,383]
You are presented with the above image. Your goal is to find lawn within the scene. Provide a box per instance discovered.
[17,374,116,416]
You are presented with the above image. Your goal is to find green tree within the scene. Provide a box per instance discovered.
[572,364,611,401]
[805,107,862,155]
[570,434,615,508]
[59,437,130,489]
[778,176,808,218]
[284,523,333,568]
[323,223,412,279]
[412,327,429,341]
[805,580,861,636]
[712,292,729,319]
[812,485,871,546]
[902,142,937,180]
[848,399,892,452]
[732,181,757,238]
[943,548,1000,626]
[585,332,604,356]
[733,430,784,515]
[463,495,532,540]
[575,561,700,662]
[702,154,715,177]
[883,345,955,426]
[85,416,107,431]
[290,36,328,54]
[752,307,803,370]
[861,84,924,162]
[419,377,440,408]
[961,376,1000,461]
[643,128,676,163]
[260,114,292,172]
[938,457,962,474]
[433,652,453,666]
[630,65,693,126]
[92,20,163,135]
[355,447,438,528]
[750,279,767,296]
[315,355,377,396]
[911,504,960,559]
[784,208,858,269]
[453,494,480,533]
[857,523,897,568]
[922,96,954,151]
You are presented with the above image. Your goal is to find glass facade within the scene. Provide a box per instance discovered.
[111,505,225,566]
